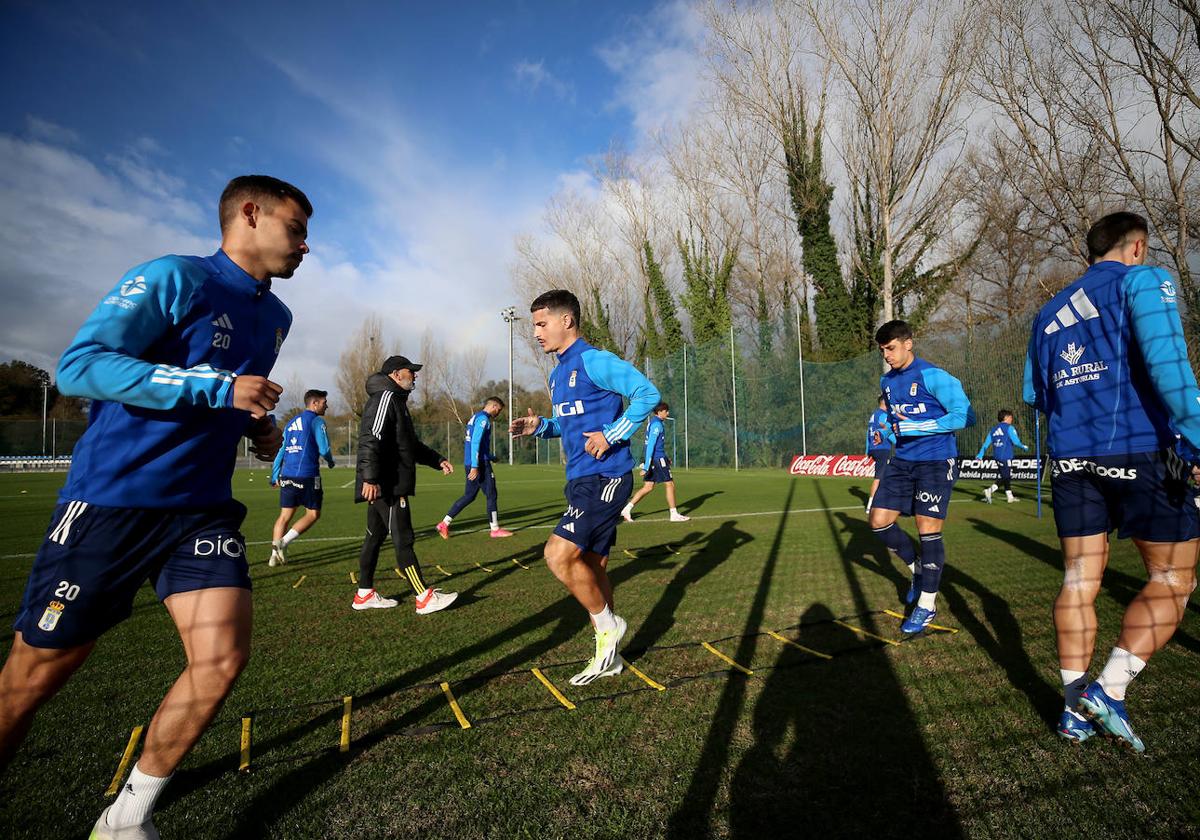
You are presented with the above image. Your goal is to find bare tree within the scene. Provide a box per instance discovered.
[335,314,386,419]
[418,327,487,426]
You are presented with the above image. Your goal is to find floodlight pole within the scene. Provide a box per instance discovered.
[731,324,739,471]
[41,382,48,456]
[796,306,807,456]
[683,345,689,470]
[501,307,518,466]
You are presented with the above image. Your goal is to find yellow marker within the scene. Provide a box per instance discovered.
[440,682,471,729]
[666,544,680,554]
[767,630,833,660]
[512,557,530,570]
[883,608,960,634]
[292,575,307,589]
[239,717,252,772]
[436,565,451,577]
[623,549,637,558]
[349,571,357,585]
[531,668,576,710]
[474,561,493,573]
[104,725,144,795]
[834,619,900,646]
[394,568,403,578]
[623,660,667,691]
[701,641,754,675]
[340,696,352,753]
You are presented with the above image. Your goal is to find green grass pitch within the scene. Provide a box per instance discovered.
[1,465,1199,838]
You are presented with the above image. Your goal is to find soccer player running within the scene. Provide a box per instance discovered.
[622,402,689,523]
[1025,212,1200,752]
[870,320,975,636]
[0,175,310,838]
[268,389,336,565]
[511,290,660,685]
[975,409,1029,504]
[437,396,513,539]
[865,393,896,513]
[353,355,458,614]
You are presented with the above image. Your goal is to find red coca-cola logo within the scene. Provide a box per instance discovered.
[788,455,877,477]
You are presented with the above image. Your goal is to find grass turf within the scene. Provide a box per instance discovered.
[1,465,1199,838]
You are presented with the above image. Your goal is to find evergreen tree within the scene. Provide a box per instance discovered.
[581,285,620,354]
[643,240,684,356]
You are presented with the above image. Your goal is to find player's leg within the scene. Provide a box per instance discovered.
[623,479,655,521]
[354,499,397,609]
[869,461,918,598]
[279,478,324,557]
[665,479,688,521]
[269,505,296,566]
[544,534,608,613]
[868,478,881,512]
[440,473,482,538]
[271,507,295,542]
[484,465,510,537]
[900,460,956,634]
[1002,463,1016,502]
[391,499,457,614]
[0,635,94,769]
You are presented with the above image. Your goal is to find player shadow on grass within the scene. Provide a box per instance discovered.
[728,602,963,839]
[965,517,1200,656]
[679,490,723,516]
[164,552,678,836]
[623,521,752,657]
[835,511,1063,731]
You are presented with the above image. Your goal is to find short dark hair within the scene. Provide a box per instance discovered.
[305,389,328,405]
[530,289,581,328]
[998,409,1013,422]
[878,393,887,405]
[653,401,669,413]
[485,395,505,409]
[1086,212,1148,263]
[875,320,913,345]
[219,175,313,233]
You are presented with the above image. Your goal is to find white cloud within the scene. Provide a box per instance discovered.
[513,59,576,103]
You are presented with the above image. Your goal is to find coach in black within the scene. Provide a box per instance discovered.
[353,355,458,614]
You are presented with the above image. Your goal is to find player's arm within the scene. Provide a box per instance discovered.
[644,422,660,471]
[1125,266,1200,455]
[270,445,284,485]
[895,369,975,437]
[532,414,561,439]
[581,351,661,444]
[1022,331,1044,413]
[57,261,239,410]
[468,414,487,468]
[975,437,990,460]
[314,416,335,467]
[1007,425,1029,451]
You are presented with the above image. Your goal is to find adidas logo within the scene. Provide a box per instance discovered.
[562,522,576,533]
[1043,289,1099,334]
[211,313,234,329]
[928,505,940,512]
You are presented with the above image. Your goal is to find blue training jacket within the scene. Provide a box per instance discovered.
[271,409,334,482]
[463,409,493,469]
[1024,261,1200,460]
[880,357,975,462]
[975,423,1028,462]
[58,250,291,508]
[643,415,667,471]
[534,338,660,480]
[866,408,896,455]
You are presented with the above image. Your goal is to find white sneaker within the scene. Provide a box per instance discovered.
[669,512,690,522]
[570,615,627,686]
[90,806,160,839]
[621,505,634,523]
[1006,495,1019,503]
[352,590,398,610]
[983,487,993,504]
[268,540,286,567]
[415,587,458,615]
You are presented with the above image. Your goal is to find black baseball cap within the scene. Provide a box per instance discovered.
[381,355,422,374]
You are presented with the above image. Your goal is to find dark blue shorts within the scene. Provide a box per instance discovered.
[554,473,634,556]
[279,475,323,510]
[14,499,252,649]
[644,456,673,483]
[869,451,890,480]
[873,458,958,520]
[1051,451,1199,541]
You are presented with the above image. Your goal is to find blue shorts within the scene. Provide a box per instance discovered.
[869,451,890,480]
[554,473,634,556]
[1050,451,1199,541]
[873,458,958,520]
[644,456,673,483]
[279,475,323,510]
[13,499,252,649]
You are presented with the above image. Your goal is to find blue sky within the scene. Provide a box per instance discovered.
[0,0,704,405]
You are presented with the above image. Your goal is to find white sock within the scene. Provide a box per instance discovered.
[907,561,917,576]
[272,539,283,550]
[867,495,874,508]
[490,513,499,530]
[988,484,998,493]
[917,590,937,611]
[281,529,300,547]
[1061,668,1088,709]
[108,763,172,827]
[356,588,374,598]
[670,507,679,515]
[1097,647,1147,701]
[1006,491,1015,500]
[442,515,452,525]
[623,502,633,513]
[590,605,616,632]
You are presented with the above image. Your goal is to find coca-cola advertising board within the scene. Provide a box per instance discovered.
[789,455,1042,481]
